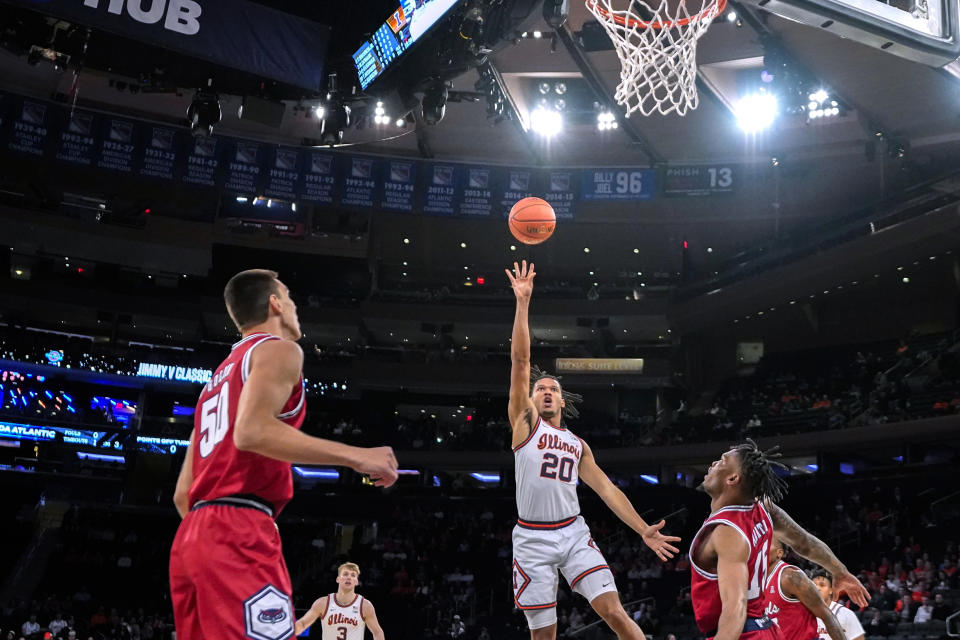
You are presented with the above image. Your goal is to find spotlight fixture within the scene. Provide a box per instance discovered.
[319,96,351,145]
[735,92,777,132]
[597,111,618,131]
[530,107,562,137]
[554,82,567,95]
[187,90,221,137]
[421,79,448,125]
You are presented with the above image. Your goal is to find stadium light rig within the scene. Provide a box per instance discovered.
[735,91,778,133]
[530,107,562,137]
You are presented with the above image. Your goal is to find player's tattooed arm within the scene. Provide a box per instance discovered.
[767,501,870,607]
[506,260,538,446]
[362,599,386,640]
[294,596,328,636]
[782,568,846,640]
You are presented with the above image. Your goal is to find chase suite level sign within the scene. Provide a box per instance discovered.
[4,0,330,91]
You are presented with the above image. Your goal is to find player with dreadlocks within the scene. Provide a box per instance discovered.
[690,439,870,640]
[505,260,681,640]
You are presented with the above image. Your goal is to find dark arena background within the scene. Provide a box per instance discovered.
[1,0,959,639]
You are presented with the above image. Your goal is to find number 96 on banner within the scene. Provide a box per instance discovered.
[582,169,656,201]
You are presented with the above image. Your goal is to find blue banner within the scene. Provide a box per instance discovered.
[581,168,657,201]
[223,140,266,197]
[499,167,538,218]
[458,166,496,217]
[263,147,301,201]
[138,125,180,181]
[424,163,458,216]
[542,170,577,220]
[382,160,417,212]
[340,156,379,209]
[8,98,52,158]
[97,118,138,174]
[182,135,222,188]
[55,110,98,167]
[300,151,337,204]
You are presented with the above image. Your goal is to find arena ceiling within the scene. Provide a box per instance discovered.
[1,0,958,171]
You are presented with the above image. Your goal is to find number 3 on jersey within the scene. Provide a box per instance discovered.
[198,382,230,457]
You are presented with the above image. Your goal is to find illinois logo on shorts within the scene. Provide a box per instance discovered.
[244,584,294,640]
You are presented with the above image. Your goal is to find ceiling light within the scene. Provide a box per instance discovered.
[533,30,542,38]
[633,248,639,254]
[736,92,777,132]
[727,10,738,21]
[510,245,516,251]
[530,107,562,138]
[583,247,590,253]
[460,242,467,248]
[403,238,410,244]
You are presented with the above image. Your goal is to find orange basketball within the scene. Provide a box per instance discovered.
[508,197,556,245]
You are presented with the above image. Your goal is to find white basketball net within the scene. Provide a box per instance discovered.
[585,0,726,117]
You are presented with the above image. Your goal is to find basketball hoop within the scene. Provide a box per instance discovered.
[586,0,727,117]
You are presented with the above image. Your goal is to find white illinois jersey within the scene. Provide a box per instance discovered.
[321,593,365,640]
[513,416,582,524]
[817,601,865,640]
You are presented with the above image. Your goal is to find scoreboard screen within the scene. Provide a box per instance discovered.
[352,0,460,90]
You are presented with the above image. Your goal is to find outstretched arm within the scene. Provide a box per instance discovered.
[766,501,870,607]
[713,526,751,640]
[294,596,328,636]
[235,340,398,487]
[505,261,538,449]
[781,567,846,640]
[362,599,386,640]
[578,439,680,561]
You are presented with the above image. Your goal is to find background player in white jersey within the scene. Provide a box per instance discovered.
[812,570,865,640]
[294,563,385,640]
[505,260,681,640]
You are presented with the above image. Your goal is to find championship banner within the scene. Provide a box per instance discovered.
[263,147,302,201]
[138,125,181,181]
[7,97,52,158]
[499,167,539,218]
[541,169,578,220]
[223,140,266,197]
[56,110,99,167]
[555,358,645,374]
[458,165,497,217]
[1,0,330,91]
[382,160,417,212]
[299,151,337,204]
[97,117,138,174]
[423,163,458,216]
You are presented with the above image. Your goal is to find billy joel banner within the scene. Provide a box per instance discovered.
[1,0,330,91]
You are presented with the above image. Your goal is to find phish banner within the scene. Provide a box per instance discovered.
[2,0,330,91]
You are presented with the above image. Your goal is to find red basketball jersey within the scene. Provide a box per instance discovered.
[764,561,818,640]
[187,332,305,514]
[690,502,775,635]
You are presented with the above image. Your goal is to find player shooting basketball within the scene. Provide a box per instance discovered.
[505,260,680,640]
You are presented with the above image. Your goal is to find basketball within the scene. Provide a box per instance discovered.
[508,197,556,245]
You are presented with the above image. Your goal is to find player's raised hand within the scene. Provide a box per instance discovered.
[505,260,536,301]
[354,446,399,488]
[834,569,871,608]
[641,519,682,562]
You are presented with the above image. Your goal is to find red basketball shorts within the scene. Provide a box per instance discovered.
[170,504,294,640]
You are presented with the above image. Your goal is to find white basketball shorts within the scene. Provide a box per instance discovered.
[512,515,617,629]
